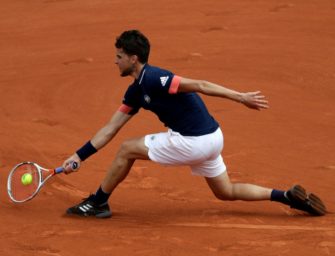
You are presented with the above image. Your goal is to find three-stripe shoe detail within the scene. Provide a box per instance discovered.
[79,203,93,213]
[66,195,112,218]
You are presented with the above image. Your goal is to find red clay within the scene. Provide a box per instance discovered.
[0,1,334,255]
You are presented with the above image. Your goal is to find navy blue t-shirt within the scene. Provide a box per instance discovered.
[122,64,219,136]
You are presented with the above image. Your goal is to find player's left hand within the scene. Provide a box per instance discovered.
[240,91,269,110]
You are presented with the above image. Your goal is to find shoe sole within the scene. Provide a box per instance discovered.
[290,185,326,216]
[66,209,112,218]
[308,193,326,216]
[96,211,112,218]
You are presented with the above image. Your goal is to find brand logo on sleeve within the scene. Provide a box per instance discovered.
[160,76,169,87]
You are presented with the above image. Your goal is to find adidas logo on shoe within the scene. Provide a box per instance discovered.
[66,195,112,218]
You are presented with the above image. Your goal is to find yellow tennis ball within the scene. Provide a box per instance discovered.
[21,173,33,185]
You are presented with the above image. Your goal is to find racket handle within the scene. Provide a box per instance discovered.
[55,161,79,174]
[55,167,64,174]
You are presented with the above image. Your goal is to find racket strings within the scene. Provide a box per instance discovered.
[8,163,40,202]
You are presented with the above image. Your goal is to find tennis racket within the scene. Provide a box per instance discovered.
[7,161,79,203]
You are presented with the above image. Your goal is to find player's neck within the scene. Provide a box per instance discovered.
[131,63,145,80]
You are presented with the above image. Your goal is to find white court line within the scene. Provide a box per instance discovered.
[169,222,333,231]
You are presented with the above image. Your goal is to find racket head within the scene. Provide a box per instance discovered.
[7,162,43,203]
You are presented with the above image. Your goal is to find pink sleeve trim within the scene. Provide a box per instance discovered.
[168,75,181,94]
[118,104,133,114]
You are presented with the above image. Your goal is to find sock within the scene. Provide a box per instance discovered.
[270,189,290,205]
[93,186,111,205]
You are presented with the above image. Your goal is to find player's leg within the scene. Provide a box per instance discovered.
[66,136,149,218]
[205,171,272,201]
[101,136,149,194]
[205,171,326,216]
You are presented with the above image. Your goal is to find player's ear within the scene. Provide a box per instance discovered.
[130,54,138,64]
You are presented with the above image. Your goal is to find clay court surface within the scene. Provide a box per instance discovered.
[0,0,334,255]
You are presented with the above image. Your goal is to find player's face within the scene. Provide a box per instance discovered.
[115,48,135,77]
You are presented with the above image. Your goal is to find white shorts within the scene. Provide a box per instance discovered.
[144,128,226,178]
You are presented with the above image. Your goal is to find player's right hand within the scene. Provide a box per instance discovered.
[62,154,81,174]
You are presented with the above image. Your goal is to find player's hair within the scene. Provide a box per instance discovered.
[115,30,150,64]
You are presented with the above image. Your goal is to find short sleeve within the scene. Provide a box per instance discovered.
[122,84,141,115]
[143,67,180,95]
[168,75,181,94]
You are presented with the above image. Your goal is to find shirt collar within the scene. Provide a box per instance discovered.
[137,63,148,85]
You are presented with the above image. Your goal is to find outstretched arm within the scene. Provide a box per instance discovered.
[177,77,269,110]
[62,110,133,173]
[90,110,132,150]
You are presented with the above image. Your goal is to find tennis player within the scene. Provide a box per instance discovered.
[62,30,326,218]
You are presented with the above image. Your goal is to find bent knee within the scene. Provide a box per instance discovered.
[117,140,135,157]
[211,184,236,201]
[117,138,149,159]
[119,140,132,152]
[213,191,235,201]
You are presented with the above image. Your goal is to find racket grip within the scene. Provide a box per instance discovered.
[55,167,64,174]
[55,161,79,174]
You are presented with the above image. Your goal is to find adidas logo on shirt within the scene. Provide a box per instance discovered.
[160,76,169,87]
